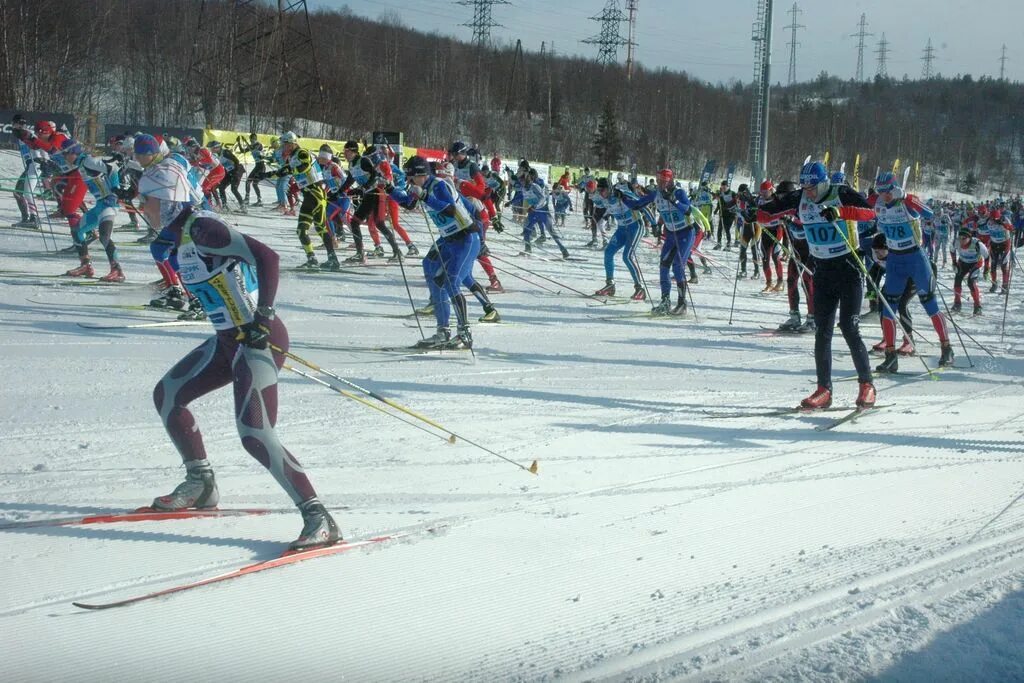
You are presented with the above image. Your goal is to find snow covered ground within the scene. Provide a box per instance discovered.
[1,149,1022,682]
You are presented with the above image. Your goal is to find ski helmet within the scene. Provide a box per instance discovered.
[279,131,297,144]
[958,228,972,239]
[657,168,675,183]
[799,161,830,197]
[11,114,26,127]
[776,180,798,194]
[759,179,775,194]
[35,120,55,136]
[403,155,430,177]
[738,183,749,194]
[318,143,333,157]
[991,209,1003,221]
[596,177,610,191]
[831,171,846,184]
[585,179,597,193]
[449,140,469,157]
[875,171,898,193]
[490,156,502,172]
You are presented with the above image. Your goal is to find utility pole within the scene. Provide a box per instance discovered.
[850,13,872,81]
[999,44,1008,81]
[583,0,628,67]
[624,0,638,80]
[748,0,773,183]
[875,32,890,79]
[784,3,803,86]
[921,37,935,79]
[455,0,510,48]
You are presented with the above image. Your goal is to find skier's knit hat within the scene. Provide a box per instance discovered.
[134,134,161,156]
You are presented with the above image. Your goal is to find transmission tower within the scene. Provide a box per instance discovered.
[999,44,1008,80]
[921,37,936,79]
[624,0,639,80]
[182,0,326,133]
[850,13,872,81]
[784,3,803,85]
[583,0,628,67]
[875,33,890,78]
[455,0,509,47]
[748,0,774,183]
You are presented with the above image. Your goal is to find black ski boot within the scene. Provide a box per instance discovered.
[876,349,899,374]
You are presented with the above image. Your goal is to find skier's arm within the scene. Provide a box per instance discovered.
[904,193,933,219]
[756,190,801,224]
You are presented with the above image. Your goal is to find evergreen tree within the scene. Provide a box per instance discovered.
[591,100,622,170]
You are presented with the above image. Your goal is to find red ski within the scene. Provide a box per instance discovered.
[0,507,270,530]
[73,527,440,610]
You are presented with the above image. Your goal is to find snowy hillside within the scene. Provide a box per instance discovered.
[0,150,1022,682]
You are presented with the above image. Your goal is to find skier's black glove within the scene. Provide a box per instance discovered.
[820,206,840,222]
[237,314,272,350]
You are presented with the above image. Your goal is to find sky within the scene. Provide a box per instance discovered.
[309,0,1024,85]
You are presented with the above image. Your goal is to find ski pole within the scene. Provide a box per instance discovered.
[274,344,457,441]
[727,239,742,325]
[934,277,973,367]
[488,262,561,295]
[999,249,1014,345]
[283,364,450,443]
[379,187,424,340]
[489,253,607,303]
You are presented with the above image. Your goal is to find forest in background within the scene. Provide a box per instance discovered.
[0,0,1021,191]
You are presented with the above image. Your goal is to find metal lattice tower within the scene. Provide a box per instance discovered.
[455,0,509,47]
[624,0,638,80]
[748,0,773,183]
[875,32,890,78]
[583,0,628,66]
[921,37,936,79]
[182,0,326,132]
[850,13,872,81]
[999,44,1008,80]
[784,3,803,86]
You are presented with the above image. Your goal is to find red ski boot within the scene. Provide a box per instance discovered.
[594,281,616,296]
[896,338,915,356]
[65,262,95,278]
[486,276,504,293]
[98,265,125,283]
[800,386,833,410]
[856,382,876,408]
[630,284,647,301]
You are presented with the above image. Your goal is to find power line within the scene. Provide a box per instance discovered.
[582,0,628,67]
[875,32,890,79]
[921,37,935,79]
[455,0,510,47]
[850,13,872,82]
[784,2,803,86]
[999,44,1008,81]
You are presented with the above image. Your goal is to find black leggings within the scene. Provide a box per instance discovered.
[351,190,399,256]
[78,218,119,266]
[218,171,245,206]
[246,162,265,201]
[812,255,872,388]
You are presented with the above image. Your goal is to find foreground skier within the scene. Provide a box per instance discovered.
[143,198,339,550]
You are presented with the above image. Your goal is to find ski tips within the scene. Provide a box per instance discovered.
[528,460,539,475]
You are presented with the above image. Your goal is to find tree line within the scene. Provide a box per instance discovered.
[0,0,1020,191]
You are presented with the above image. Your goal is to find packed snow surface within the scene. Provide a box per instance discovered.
[0,151,1022,681]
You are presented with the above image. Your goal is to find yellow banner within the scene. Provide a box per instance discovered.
[823,150,830,166]
[852,153,861,192]
[892,158,901,175]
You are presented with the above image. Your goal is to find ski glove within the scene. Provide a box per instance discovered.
[820,206,840,222]
[236,315,272,350]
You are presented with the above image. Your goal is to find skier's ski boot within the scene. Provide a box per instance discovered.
[939,342,955,367]
[289,498,340,551]
[415,301,435,316]
[594,281,616,297]
[702,264,713,275]
[798,317,816,332]
[856,382,877,408]
[876,349,899,374]
[178,296,207,321]
[896,338,915,356]
[560,248,570,260]
[630,284,647,301]
[868,298,879,313]
[736,269,747,280]
[136,228,158,244]
[778,311,802,331]
[371,245,386,258]
[252,199,263,208]
[65,262,95,278]
[298,253,319,269]
[151,462,219,510]
[535,235,546,245]
[585,239,597,248]
[98,265,125,283]
[319,255,341,271]
[713,243,722,251]
[772,281,785,292]
[479,305,501,323]
[871,340,887,353]
[800,386,832,410]
[723,243,732,252]
[671,298,687,316]
[344,251,367,265]
[415,328,450,348]
[406,243,420,257]
[387,252,403,263]
[453,326,473,349]
[761,283,772,293]
[990,281,999,293]
[951,300,962,313]
[486,277,504,293]
[165,286,189,311]
[688,273,699,285]
[973,304,983,316]
[12,216,39,228]
[651,297,670,316]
